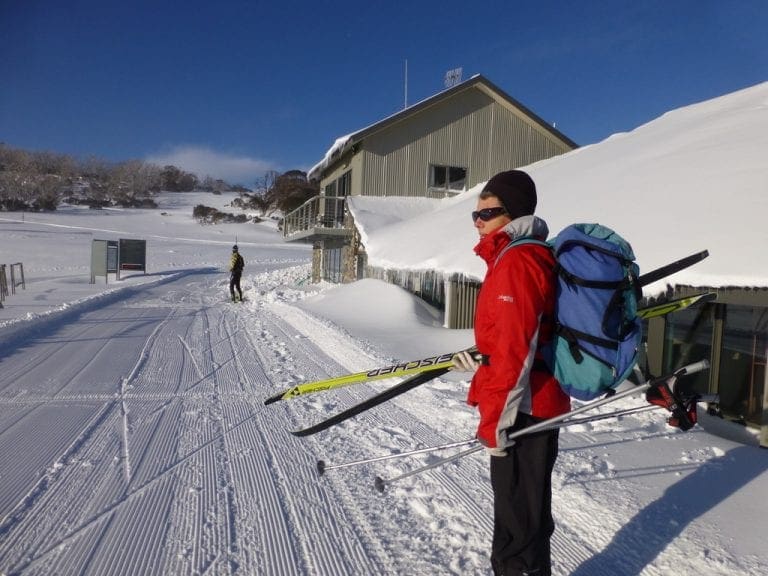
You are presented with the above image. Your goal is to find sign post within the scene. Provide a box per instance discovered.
[90,239,108,284]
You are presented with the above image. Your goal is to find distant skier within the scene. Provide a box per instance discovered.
[229,245,244,302]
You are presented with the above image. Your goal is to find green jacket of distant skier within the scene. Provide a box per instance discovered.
[229,250,244,274]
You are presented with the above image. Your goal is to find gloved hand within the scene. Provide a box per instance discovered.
[486,446,508,458]
[452,349,479,372]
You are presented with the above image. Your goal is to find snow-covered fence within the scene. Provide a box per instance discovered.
[363,266,481,329]
[0,264,7,306]
[10,262,24,293]
[0,262,24,307]
[763,348,768,449]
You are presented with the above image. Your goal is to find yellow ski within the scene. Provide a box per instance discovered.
[263,349,468,405]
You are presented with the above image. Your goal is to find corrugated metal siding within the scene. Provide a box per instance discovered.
[466,106,494,184]
[319,151,363,196]
[358,90,572,197]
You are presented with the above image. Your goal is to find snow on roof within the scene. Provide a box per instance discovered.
[353,81,768,291]
[307,134,353,181]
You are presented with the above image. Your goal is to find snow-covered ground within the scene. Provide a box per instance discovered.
[0,190,765,576]
[2,82,768,575]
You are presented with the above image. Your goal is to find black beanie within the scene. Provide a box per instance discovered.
[482,170,537,220]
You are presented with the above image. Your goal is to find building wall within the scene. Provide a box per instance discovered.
[320,150,363,196]
[341,226,361,283]
[311,243,322,283]
[356,89,572,198]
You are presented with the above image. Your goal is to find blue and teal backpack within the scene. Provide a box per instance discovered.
[501,223,642,401]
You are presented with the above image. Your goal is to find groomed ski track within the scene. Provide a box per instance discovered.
[0,266,759,575]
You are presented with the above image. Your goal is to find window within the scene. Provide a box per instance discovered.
[429,165,466,193]
[321,171,350,227]
[337,171,351,197]
[325,171,350,197]
[660,300,767,427]
[719,305,767,424]
[322,246,343,283]
[662,303,715,397]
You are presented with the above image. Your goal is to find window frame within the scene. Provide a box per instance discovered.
[428,164,467,194]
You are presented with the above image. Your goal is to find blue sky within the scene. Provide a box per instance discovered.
[1,0,766,186]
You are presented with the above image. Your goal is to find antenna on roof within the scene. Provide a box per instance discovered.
[404,59,408,109]
[444,67,463,89]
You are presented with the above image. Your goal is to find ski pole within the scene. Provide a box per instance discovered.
[374,402,623,494]
[374,444,484,492]
[374,360,710,492]
[317,438,478,476]
[563,394,716,428]
[368,389,713,488]
[368,406,659,490]
[563,403,659,424]
[321,404,662,477]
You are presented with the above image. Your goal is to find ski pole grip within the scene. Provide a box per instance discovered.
[675,360,710,377]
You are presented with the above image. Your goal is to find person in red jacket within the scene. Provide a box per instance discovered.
[453,170,570,576]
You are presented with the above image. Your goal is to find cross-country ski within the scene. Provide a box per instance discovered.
[263,349,462,405]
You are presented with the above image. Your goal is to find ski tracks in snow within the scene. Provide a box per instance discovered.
[0,267,423,574]
[1,266,753,575]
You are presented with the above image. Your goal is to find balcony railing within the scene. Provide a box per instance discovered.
[282,195,352,241]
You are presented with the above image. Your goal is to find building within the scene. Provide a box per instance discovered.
[282,74,577,284]
[335,81,768,445]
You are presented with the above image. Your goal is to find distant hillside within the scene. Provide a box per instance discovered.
[0,143,319,217]
[0,143,246,211]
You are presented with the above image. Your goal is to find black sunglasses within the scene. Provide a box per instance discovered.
[472,207,507,222]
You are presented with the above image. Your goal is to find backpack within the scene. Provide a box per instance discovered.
[504,223,642,401]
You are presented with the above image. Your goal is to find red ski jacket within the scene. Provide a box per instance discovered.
[467,216,571,449]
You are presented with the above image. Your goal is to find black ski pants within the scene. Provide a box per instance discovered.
[229,272,242,299]
[490,413,560,576]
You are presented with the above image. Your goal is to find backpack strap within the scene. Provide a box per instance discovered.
[494,236,550,267]
[558,325,620,354]
[493,236,558,372]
